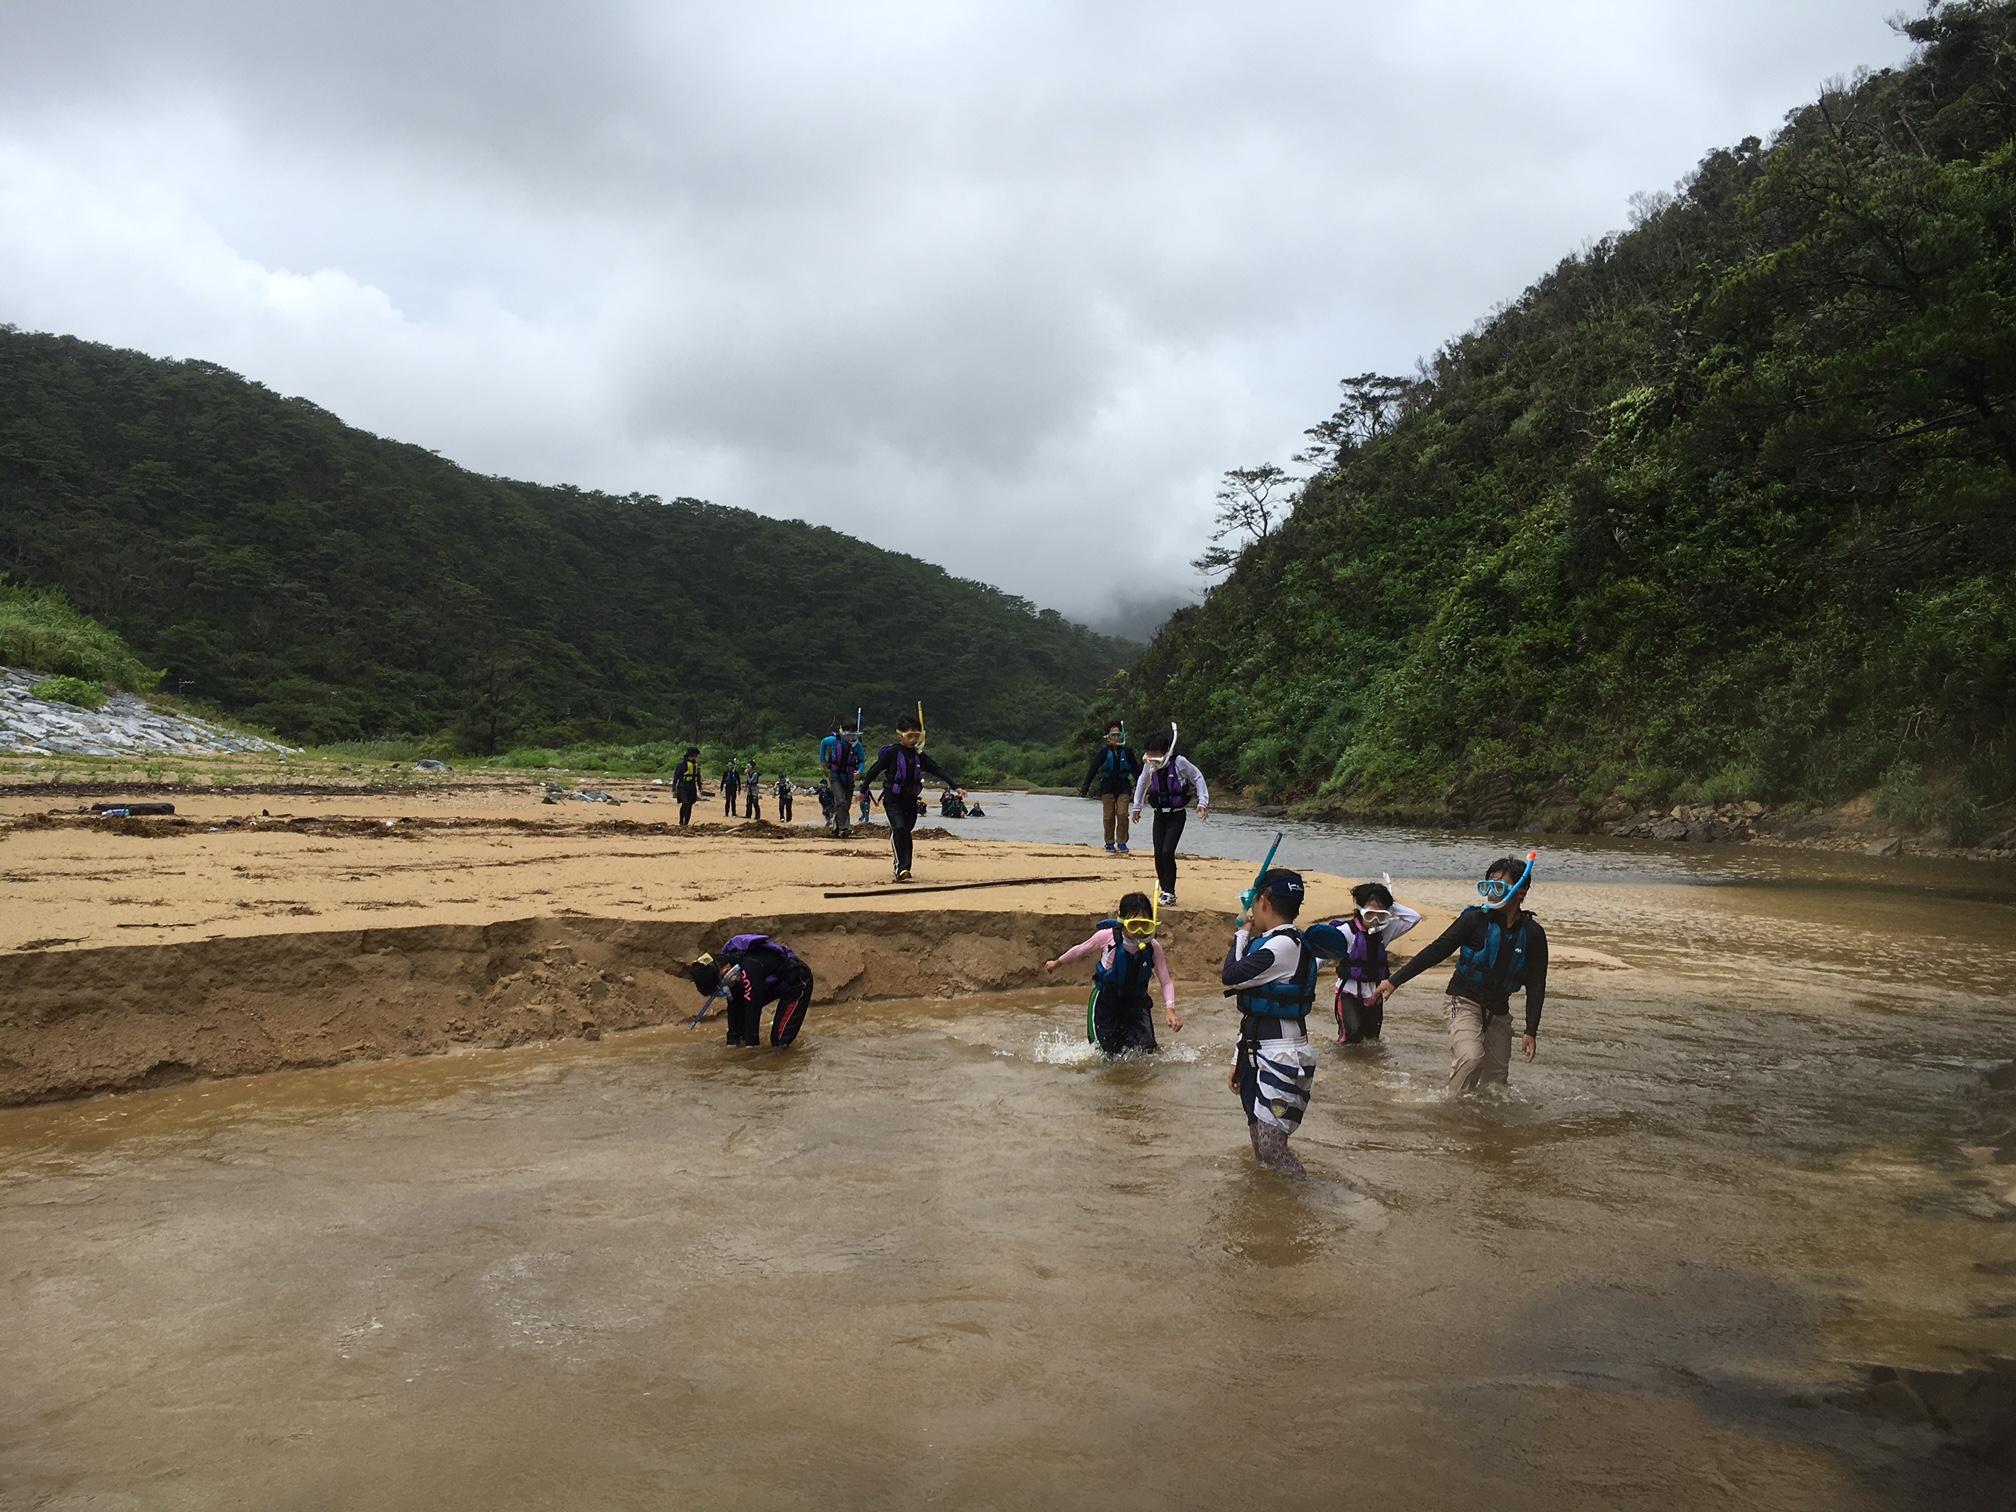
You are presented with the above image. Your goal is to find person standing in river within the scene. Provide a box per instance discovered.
[1303,878,1421,1045]
[859,712,965,882]
[1079,721,1141,854]
[1131,732,1210,906]
[1377,854,1549,1094]
[1221,870,1321,1175]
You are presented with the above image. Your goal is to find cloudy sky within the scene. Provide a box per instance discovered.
[0,1,1913,632]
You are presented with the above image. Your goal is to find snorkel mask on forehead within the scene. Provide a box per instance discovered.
[1477,850,1538,906]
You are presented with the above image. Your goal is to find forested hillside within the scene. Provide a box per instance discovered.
[1120,1,2016,841]
[0,331,1132,750]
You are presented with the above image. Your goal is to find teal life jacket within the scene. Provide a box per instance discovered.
[1092,921,1155,999]
[1454,906,1530,995]
[1237,926,1318,1019]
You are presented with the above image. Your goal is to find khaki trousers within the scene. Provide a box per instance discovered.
[1100,792,1132,847]
[1447,996,1512,1094]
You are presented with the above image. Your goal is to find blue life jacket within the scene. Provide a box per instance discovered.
[1099,746,1136,785]
[1334,918,1388,984]
[1147,759,1194,810]
[825,735,859,774]
[1237,927,1319,1019]
[1092,921,1155,999]
[1454,907,1529,994]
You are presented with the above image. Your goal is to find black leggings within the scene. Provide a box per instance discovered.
[725,968,815,1046]
[888,796,917,872]
[1151,807,1187,894]
[676,788,697,827]
[724,786,738,815]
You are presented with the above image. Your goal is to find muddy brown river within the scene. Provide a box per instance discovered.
[5,839,2015,1509]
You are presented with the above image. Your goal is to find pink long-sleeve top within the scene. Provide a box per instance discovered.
[1053,927,1176,1012]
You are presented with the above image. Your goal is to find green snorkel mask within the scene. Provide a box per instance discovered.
[1478,850,1538,906]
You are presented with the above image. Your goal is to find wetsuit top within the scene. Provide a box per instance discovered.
[1386,907,1549,1034]
[820,734,860,774]
[1220,925,1317,1031]
[1080,743,1141,798]
[1303,905,1423,1000]
[722,766,739,789]
[716,935,808,1009]
[860,743,961,801]
[1052,927,1177,1012]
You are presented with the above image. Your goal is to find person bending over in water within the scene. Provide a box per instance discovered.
[1377,854,1549,1094]
[1303,878,1420,1045]
[859,712,965,882]
[1222,870,1320,1175]
[689,934,816,1048]
[1044,890,1183,1055]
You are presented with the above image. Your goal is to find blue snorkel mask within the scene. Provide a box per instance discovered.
[1477,850,1537,906]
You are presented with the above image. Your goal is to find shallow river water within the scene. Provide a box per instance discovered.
[4,816,2015,1510]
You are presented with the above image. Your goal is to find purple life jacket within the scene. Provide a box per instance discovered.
[885,744,924,799]
[1147,759,1194,809]
[721,934,801,993]
[1332,918,1388,983]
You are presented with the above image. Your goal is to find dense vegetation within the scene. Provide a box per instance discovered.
[0,580,160,692]
[0,337,1131,751]
[1118,1,2016,841]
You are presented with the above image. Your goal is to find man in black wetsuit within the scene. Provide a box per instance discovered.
[690,934,816,1048]
[1378,855,1550,1094]
[859,712,965,882]
[672,747,706,828]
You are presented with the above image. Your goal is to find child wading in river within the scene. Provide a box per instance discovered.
[1044,891,1183,1055]
[1303,877,1420,1045]
[1222,869,1320,1175]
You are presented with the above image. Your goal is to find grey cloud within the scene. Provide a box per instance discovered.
[0,0,1914,615]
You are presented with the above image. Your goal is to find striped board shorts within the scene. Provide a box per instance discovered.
[1237,1036,1318,1133]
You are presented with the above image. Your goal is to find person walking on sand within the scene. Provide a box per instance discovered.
[1303,877,1420,1045]
[1131,731,1210,907]
[688,935,816,1048]
[1044,890,1183,1055]
[1222,869,1320,1175]
[859,711,965,882]
[1079,720,1141,854]
[743,762,763,821]
[672,746,707,829]
[1376,854,1549,1094]
[819,719,862,838]
[774,773,795,823]
[721,759,740,816]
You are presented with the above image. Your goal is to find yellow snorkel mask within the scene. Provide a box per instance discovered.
[1116,893,1161,939]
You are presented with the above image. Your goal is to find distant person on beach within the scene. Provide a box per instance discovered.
[1303,878,1420,1045]
[1222,869,1320,1175]
[1377,855,1549,1094]
[820,719,862,838]
[815,777,836,831]
[743,762,763,821]
[1044,890,1182,1055]
[722,760,740,816]
[1131,734,1210,907]
[774,773,794,822]
[672,746,706,828]
[689,935,815,1048]
[1079,721,1141,854]
[859,712,965,882]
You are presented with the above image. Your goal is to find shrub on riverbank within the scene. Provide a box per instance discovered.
[27,676,108,710]
[0,582,160,691]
